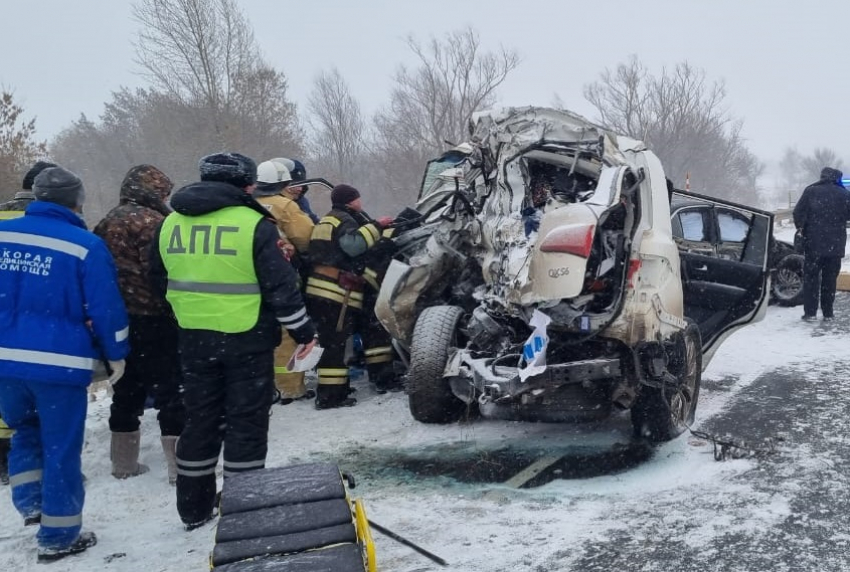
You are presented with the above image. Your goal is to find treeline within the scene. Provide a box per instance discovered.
[1,0,843,223]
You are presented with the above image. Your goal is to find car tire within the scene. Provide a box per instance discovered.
[631,320,702,442]
[407,305,469,424]
[772,253,804,307]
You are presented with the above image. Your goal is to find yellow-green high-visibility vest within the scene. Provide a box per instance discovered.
[159,206,264,333]
[0,211,25,220]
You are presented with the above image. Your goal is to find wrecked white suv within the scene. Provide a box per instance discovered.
[375,107,772,441]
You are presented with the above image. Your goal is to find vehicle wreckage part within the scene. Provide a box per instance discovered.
[538,224,596,258]
[771,253,804,307]
[407,305,471,423]
[631,320,701,442]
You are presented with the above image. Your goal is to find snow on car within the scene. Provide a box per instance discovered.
[376,106,772,441]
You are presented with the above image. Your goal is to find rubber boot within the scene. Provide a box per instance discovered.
[160,435,179,486]
[0,438,10,486]
[111,431,149,479]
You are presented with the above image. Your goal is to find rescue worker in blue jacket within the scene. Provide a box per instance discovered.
[150,152,317,530]
[0,166,129,563]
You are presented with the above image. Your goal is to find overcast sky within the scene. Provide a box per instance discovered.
[2,0,848,175]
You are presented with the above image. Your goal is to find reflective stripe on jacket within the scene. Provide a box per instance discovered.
[159,206,263,333]
[0,202,130,386]
[309,208,381,272]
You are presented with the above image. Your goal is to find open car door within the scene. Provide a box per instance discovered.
[671,190,772,367]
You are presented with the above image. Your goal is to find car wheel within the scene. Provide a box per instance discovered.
[407,305,470,424]
[772,253,804,307]
[631,320,702,442]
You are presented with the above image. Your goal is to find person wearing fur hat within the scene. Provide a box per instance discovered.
[793,166,850,321]
[94,165,185,484]
[305,184,395,409]
[254,159,316,405]
[150,152,317,530]
[0,166,129,562]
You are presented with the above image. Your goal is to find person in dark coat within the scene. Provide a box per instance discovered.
[305,184,393,409]
[94,165,185,484]
[0,166,129,562]
[150,153,317,530]
[793,166,850,320]
[0,160,56,485]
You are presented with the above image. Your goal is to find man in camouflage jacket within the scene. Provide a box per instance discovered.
[93,165,185,484]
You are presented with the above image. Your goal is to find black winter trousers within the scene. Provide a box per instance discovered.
[174,335,275,526]
[803,254,842,318]
[109,314,184,436]
[305,294,358,407]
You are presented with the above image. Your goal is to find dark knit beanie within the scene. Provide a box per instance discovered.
[199,153,257,188]
[22,161,58,190]
[33,167,86,210]
[820,167,843,184]
[331,184,360,206]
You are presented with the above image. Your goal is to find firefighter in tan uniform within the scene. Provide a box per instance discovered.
[305,184,393,409]
[254,160,316,404]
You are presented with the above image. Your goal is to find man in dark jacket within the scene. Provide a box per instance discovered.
[305,184,392,409]
[0,161,56,219]
[150,152,317,530]
[0,166,129,562]
[793,166,850,320]
[94,165,185,484]
[0,161,56,485]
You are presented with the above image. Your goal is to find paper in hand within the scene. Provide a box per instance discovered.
[286,344,324,372]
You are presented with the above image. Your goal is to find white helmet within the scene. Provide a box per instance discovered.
[256,160,292,184]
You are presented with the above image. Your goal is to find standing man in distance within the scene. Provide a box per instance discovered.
[0,166,129,562]
[793,166,850,321]
[150,152,317,530]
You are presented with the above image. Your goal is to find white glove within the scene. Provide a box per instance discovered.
[107,360,126,385]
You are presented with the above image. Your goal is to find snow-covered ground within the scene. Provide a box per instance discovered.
[0,299,841,572]
[2,225,848,571]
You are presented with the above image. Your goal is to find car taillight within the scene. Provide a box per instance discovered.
[627,259,641,288]
[539,224,596,258]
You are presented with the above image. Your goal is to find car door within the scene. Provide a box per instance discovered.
[671,191,772,366]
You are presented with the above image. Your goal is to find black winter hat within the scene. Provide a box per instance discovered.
[331,184,360,206]
[820,167,843,184]
[33,167,86,210]
[199,153,257,188]
[22,161,58,190]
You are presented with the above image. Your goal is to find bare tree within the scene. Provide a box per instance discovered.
[0,91,48,201]
[583,56,763,204]
[132,0,300,154]
[800,147,844,183]
[371,27,520,203]
[307,68,365,184]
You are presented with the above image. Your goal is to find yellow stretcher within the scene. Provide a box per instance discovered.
[209,462,375,572]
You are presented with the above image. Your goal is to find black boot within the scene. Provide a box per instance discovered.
[0,438,10,486]
[37,531,97,562]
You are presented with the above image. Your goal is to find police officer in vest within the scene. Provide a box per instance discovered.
[306,184,392,409]
[150,152,317,530]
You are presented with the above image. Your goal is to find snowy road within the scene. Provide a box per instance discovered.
[2,296,850,571]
